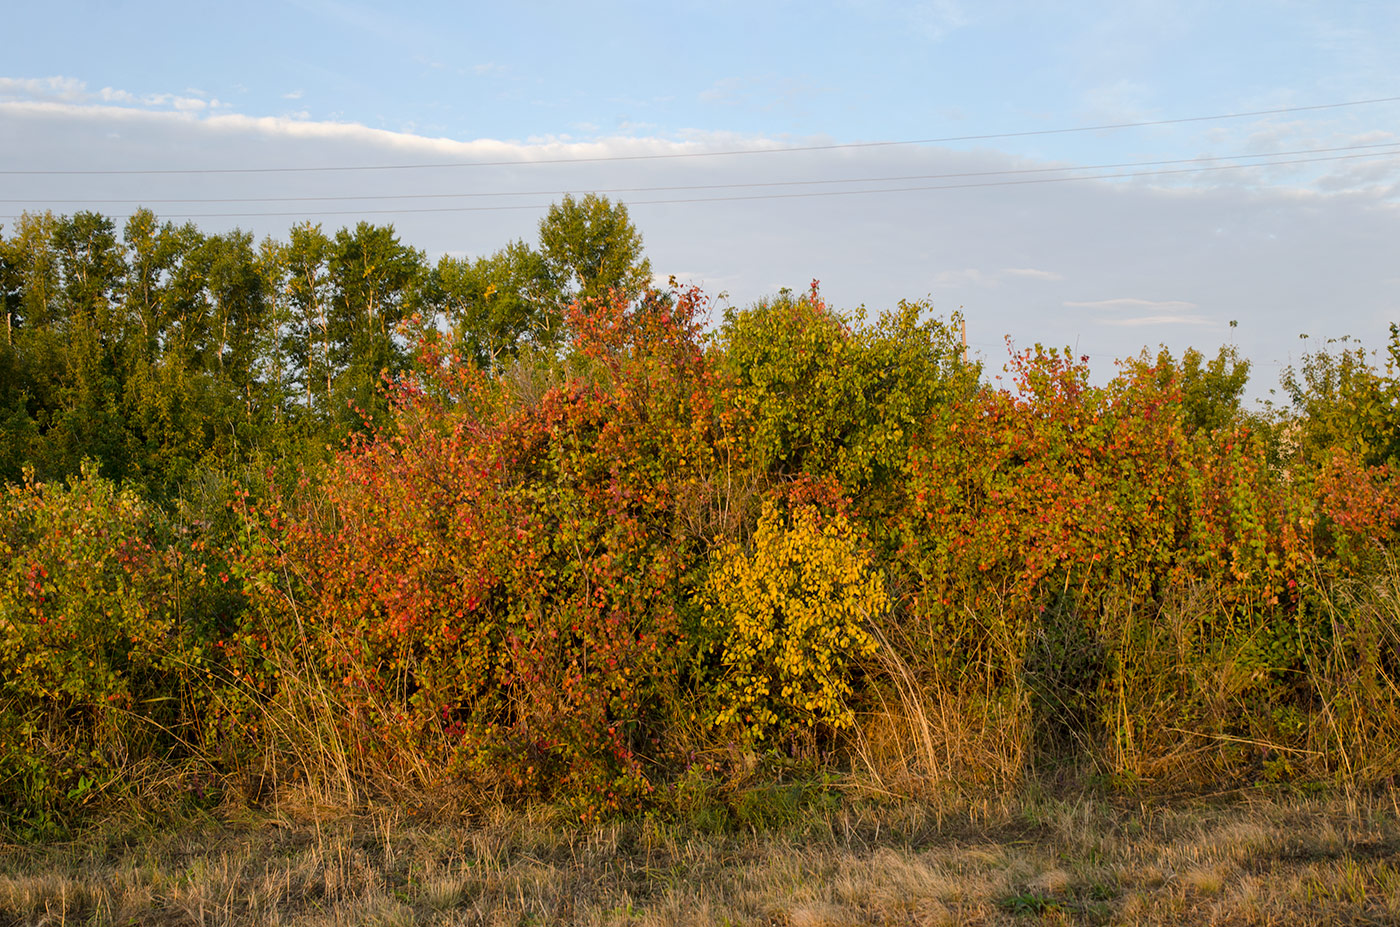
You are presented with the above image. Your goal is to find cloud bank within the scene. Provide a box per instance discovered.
[1,84,1397,400]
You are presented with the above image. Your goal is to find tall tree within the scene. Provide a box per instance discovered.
[0,214,63,480]
[537,194,651,306]
[49,213,128,479]
[53,211,125,337]
[280,222,334,420]
[326,222,425,428]
[0,224,35,479]
[0,224,19,346]
[253,236,296,434]
[6,212,61,332]
[121,209,200,357]
[429,239,555,369]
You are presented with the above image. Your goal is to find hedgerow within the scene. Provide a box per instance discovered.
[4,285,1400,825]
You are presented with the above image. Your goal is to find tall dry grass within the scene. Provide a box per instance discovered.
[219,596,457,815]
[856,611,1029,801]
[1307,562,1400,783]
[853,559,1400,802]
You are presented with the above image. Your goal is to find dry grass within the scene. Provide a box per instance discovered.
[857,609,1031,803]
[3,788,1399,926]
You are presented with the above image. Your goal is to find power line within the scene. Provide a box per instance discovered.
[4,147,1394,221]
[3,95,1398,176]
[5,140,1397,207]
[623,149,1398,206]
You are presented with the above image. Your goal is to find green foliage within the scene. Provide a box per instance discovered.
[1283,332,1400,468]
[430,240,556,368]
[325,222,424,429]
[5,202,1400,823]
[714,284,976,502]
[0,199,662,497]
[714,284,854,480]
[538,194,652,304]
[0,211,436,497]
[1156,344,1252,434]
[0,464,220,827]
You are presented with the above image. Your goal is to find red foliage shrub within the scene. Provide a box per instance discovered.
[236,288,723,808]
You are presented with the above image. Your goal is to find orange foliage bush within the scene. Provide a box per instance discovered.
[234,288,724,809]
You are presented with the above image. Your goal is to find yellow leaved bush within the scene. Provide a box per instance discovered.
[703,500,886,741]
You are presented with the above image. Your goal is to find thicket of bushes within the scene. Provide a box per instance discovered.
[4,259,1400,831]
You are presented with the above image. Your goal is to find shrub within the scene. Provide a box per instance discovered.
[0,463,217,830]
[234,287,723,811]
[702,491,886,742]
[713,284,975,502]
[1281,329,1400,469]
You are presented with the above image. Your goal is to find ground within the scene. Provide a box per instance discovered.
[3,788,1399,926]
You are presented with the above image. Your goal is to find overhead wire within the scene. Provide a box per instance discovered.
[2,94,1398,176]
[1,95,1387,379]
[4,139,1398,208]
[3,145,1396,221]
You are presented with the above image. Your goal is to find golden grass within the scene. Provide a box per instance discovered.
[2,789,1398,926]
[857,613,1030,803]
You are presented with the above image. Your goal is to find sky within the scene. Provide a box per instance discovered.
[2,0,1398,401]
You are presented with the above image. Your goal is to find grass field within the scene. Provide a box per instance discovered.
[3,786,1399,926]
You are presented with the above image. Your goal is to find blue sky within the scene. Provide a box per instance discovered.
[9,1,1395,151]
[2,0,1398,398]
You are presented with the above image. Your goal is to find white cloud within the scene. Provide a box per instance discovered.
[1100,314,1214,327]
[1,77,223,116]
[1003,267,1063,281]
[0,75,89,102]
[1065,297,1197,312]
[0,98,1396,400]
[283,90,304,100]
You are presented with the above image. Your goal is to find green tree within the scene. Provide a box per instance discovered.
[1141,344,1252,434]
[326,222,425,428]
[1,212,67,480]
[1282,332,1400,468]
[0,223,37,479]
[53,212,125,338]
[429,239,556,369]
[252,236,296,435]
[537,194,651,306]
[45,213,128,481]
[4,213,61,332]
[120,209,200,357]
[0,277,37,482]
[0,225,19,346]
[279,222,334,421]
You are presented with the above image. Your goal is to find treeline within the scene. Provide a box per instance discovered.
[0,195,648,497]
[3,199,1400,833]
